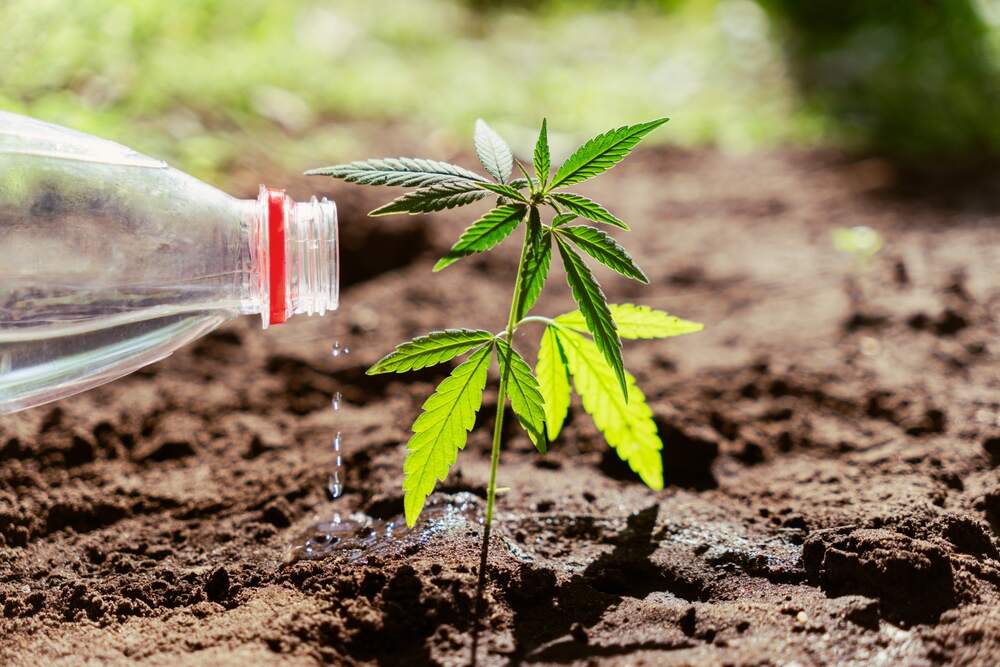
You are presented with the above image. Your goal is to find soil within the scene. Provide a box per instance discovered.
[2,148,999,666]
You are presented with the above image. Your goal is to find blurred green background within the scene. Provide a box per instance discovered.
[2,0,998,185]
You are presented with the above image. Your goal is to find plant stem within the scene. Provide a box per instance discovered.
[472,213,533,663]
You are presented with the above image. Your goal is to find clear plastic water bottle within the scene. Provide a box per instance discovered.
[0,111,338,414]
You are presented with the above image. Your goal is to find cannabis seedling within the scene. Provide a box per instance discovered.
[308,117,702,576]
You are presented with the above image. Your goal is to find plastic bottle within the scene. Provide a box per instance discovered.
[0,112,338,414]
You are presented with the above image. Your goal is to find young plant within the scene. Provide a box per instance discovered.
[307,117,702,576]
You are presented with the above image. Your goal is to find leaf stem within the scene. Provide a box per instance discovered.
[516,314,558,328]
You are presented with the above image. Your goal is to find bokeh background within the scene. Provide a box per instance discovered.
[3,0,1000,185]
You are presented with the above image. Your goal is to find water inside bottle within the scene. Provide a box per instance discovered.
[0,305,232,413]
[0,114,254,413]
[1,111,340,413]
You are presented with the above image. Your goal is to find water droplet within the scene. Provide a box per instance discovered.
[328,474,343,499]
[328,431,344,499]
[332,391,342,411]
[331,340,342,357]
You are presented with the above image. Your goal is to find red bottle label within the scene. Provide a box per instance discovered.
[267,188,287,325]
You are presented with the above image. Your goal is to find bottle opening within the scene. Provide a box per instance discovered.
[257,186,339,328]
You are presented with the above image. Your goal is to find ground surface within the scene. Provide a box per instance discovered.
[2,149,999,666]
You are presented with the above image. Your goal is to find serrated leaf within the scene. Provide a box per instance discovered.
[305,158,487,187]
[434,205,526,271]
[515,207,551,320]
[370,181,487,216]
[536,326,571,441]
[367,329,495,374]
[557,304,704,340]
[555,237,626,399]
[496,339,546,453]
[551,213,577,227]
[534,119,550,190]
[557,225,648,283]
[549,193,628,230]
[474,119,513,184]
[549,118,669,190]
[509,177,540,191]
[555,328,663,490]
[403,343,493,526]
[476,181,529,202]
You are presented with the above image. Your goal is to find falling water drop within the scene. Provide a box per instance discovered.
[328,431,344,499]
[331,340,341,357]
[332,391,342,411]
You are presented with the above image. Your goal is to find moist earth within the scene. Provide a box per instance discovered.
[1,148,999,666]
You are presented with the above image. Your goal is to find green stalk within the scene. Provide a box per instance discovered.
[472,209,533,659]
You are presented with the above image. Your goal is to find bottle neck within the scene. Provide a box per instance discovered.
[242,186,339,328]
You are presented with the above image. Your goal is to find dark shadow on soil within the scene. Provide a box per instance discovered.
[597,420,719,492]
[496,504,697,664]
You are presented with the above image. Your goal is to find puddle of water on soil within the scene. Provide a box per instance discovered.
[284,493,483,563]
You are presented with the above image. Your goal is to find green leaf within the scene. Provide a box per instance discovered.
[557,225,648,283]
[557,304,704,340]
[508,177,539,191]
[535,326,571,441]
[476,181,529,202]
[551,213,577,227]
[515,207,551,320]
[549,118,669,190]
[474,119,513,184]
[305,158,486,187]
[534,118,550,190]
[549,193,628,230]
[403,343,493,526]
[496,339,546,453]
[434,205,526,271]
[556,328,663,490]
[367,329,495,374]
[370,181,487,216]
[555,237,626,399]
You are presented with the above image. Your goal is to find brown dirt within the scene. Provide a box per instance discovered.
[2,148,999,666]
